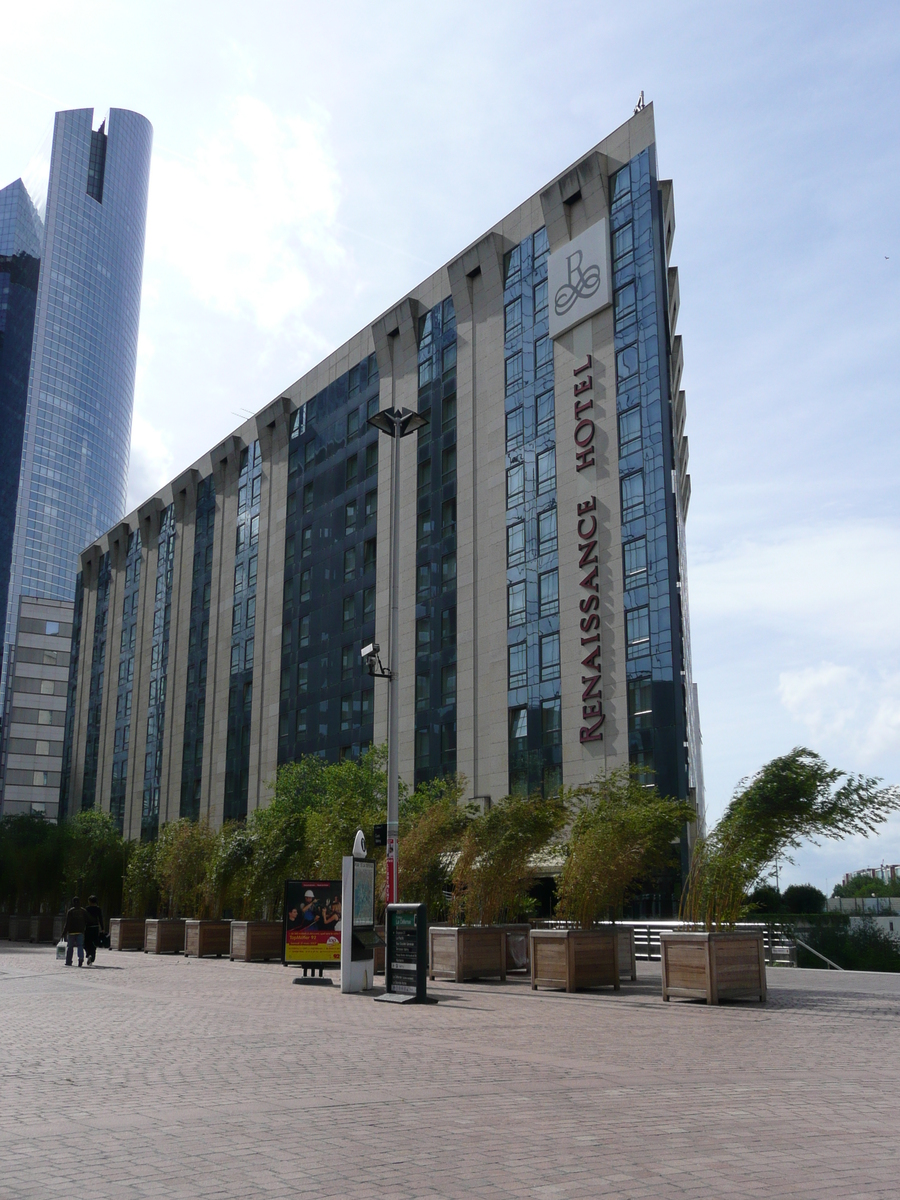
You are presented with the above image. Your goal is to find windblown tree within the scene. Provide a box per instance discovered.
[682,747,900,929]
[398,773,470,919]
[557,767,694,928]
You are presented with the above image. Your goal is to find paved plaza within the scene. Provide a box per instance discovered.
[1,943,898,1199]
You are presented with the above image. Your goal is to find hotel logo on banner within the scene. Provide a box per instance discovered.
[548,218,612,339]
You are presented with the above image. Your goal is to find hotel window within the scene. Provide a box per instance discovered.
[303,482,314,513]
[231,645,240,671]
[506,406,524,450]
[508,643,527,689]
[441,665,456,707]
[504,244,521,284]
[505,297,522,337]
[535,335,552,375]
[624,538,648,590]
[536,448,556,495]
[509,707,528,750]
[628,678,653,731]
[365,490,377,523]
[248,555,258,588]
[508,581,526,627]
[615,282,636,325]
[346,455,358,487]
[364,538,377,572]
[441,553,456,591]
[611,165,631,209]
[626,607,651,657]
[341,646,354,680]
[617,344,638,382]
[505,351,523,395]
[363,587,375,621]
[542,698,561,746]
[621,472,645,522]
[299,615,310,647]
[234,563,244,592]
[347,408,360,440]
[244,638,254,669]
[417,461,431,492]
[536,390,554,436]
[301,527,312,557]
[417,511,433,548]
[343,548,356,582]
[342,597,355,631]
[507,520,525,567]
[341,697,352,731]
[417,564,430,601]
[540,633,560,681]
[299,569,311,602]
[297,664,308,694]
[441,607,456,647]
[534,278,548,317]
[538,508,557,555]
[232,601,242,633]
[416,618,430,654]
[539,570,559,617]
[35,741,50,758]
[618,407,641,457]
[442,498,456,538]
[507,464,525,507]
[251,476,261,505]
[415,729,429,770]
[441,446,456,483]
[533,226,549,265]
[365,443,378,478]
[612,222,633,264]
[345,499,357,535]
[442,343,456,377]
[418,358,433,389]
[442,394,456,435]
[361,689,373,720]
[416,675,429,711]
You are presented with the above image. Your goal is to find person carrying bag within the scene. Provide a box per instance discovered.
[62,898,87,967]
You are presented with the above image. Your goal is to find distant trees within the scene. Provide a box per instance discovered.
[832,873,900,899]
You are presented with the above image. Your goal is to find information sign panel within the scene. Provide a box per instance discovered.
[352,859,375,927]
[282,879,342,967]
[377,902,431,1004]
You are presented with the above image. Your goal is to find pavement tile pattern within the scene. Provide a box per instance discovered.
[1,945,898,1199]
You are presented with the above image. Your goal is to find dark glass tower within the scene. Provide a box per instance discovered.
[1,108,153,713]
[0,180,43,653]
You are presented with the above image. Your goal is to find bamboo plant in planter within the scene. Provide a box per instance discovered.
[665,747,900,1004]
[431,792,566,983]
[534,769,693,993]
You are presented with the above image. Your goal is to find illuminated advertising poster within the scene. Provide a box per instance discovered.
[352,859,375,927]
[283,880,342,965]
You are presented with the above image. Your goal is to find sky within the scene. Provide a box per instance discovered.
[1,1,898,893]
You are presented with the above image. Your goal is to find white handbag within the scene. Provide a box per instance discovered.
[56,938,67,961]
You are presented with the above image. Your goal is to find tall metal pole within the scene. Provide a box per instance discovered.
[386,415,402,905]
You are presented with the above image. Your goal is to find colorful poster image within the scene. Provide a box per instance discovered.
[283,880,342,965]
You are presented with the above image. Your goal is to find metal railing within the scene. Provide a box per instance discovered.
[532,918,798,966]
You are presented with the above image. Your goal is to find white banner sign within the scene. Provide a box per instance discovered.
[548,218,612,339]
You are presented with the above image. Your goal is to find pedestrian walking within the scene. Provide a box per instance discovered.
[84,895,105,966]
[62,897,87,967]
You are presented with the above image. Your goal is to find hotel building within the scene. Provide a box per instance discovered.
[59,104,704,854]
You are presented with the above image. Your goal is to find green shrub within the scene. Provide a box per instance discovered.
[797,918,900,972]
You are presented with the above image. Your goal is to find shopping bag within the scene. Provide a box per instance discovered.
[56,938,67,961]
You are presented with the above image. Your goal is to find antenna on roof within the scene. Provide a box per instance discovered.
[633,91,645,115]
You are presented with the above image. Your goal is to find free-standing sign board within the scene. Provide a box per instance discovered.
[376,903,432,1004]
[282,879,342,968]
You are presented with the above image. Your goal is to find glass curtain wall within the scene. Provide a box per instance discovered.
[57,573,84,821]
[80,552,110,809]
[180,476,215,820]
[413,298,458,785]
[279,357,379,766]
[110,530,141,832]
[504,229,562,797]
[141,506,175,840]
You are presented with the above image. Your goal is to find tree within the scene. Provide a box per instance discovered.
[557,768,694,929]
[203,822,255,919]
[746,885,784,915]
[833,874,900,899]
[682,748,900,929]
[451,791,567,926]
[63,810,127,918]
[0,813,66,914]
[122,839,159,918]
[782,883,826,914]
[303,747,390,879]
[155,819,217,917]
[398,774,470,919]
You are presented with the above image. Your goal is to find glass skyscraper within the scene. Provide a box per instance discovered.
[0,179,43,647]
[0,107,153,716]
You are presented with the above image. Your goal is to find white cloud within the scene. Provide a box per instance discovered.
[145,96,344,334]
[778,663,900,765]
[128,411,174,513]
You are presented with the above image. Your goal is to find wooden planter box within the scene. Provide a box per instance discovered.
[429,926,507,982]
[502,924,532,973]
[531,928,621,992]
[110,917,146,950]
[144,918,186,954]
[184,920,232,958]
[229,920,282,962]
[660,930,766,1004]
[10,915,31,941]
[29,915,55,943]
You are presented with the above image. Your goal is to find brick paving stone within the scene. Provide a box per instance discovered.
[1,945,899,1198]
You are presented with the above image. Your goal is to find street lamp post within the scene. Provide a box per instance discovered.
[367,406,428,905]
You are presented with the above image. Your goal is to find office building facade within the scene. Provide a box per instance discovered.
[0,107,152,719]
[60,105,704,849]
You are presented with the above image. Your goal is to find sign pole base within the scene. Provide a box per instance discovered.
[373,992,437,1005]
